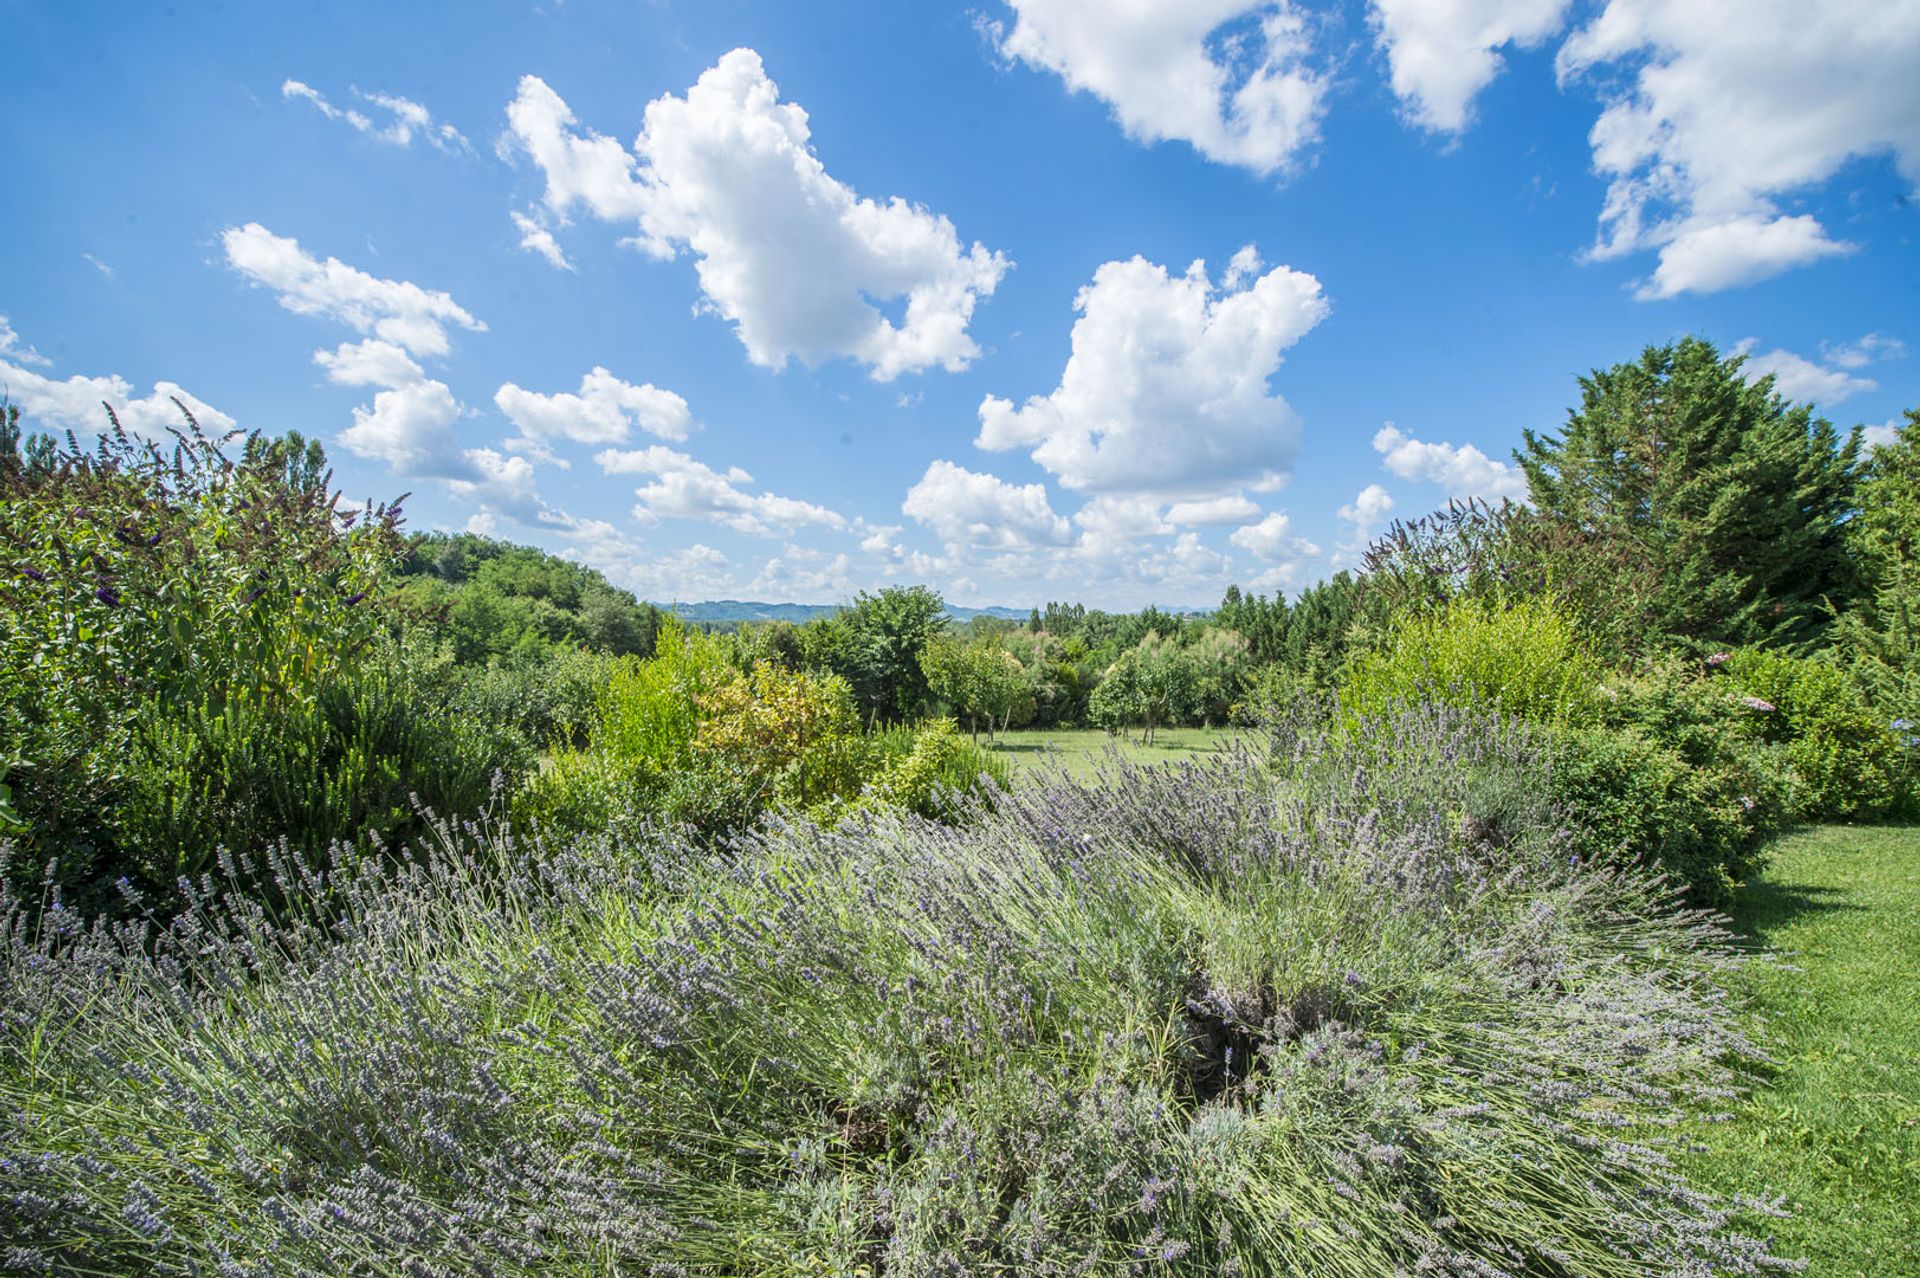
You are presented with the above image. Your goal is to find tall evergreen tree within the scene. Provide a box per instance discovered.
[1516,337,1861,649]
[1835,407,1920,680]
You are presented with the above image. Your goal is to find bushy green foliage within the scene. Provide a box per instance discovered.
[797,585,948,724]
[1541,725,1775,905]
[1528,658,1793,902]
[1089,631,1194,742]
[1341,597,1605,727]
[856,719,1012,821]
[514,620,1005,841]
[1832,408,1920,738]
[0,415,515,908]
[1722,649,1905,819]
[919,634,1029,739]
[1360,499,1662,666]
[440,644,616,751]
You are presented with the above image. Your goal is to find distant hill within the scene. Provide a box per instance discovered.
[655,599,1033,628]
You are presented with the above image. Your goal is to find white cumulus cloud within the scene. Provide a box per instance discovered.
[1373,424,1528,501]
[1822,333,1907,371]
[1862,419,1907,453]
[989,0,1329,177]
[1334,481,1395,566]
[977,247,1327,498]
[338,379,465,475]
[221,227,533,513]
[597,444,848,537]
[1733,339,1878,407]
[1370,0,1570,132]
[0,315,51,367]
[505,52,1009,380]
[1557,0,1920,298]
[1166,494,1261,525]
[1229,509,1319,562]
[313,338,425,389]
[0,316,231,438]
[496,367,695,465]
[222,223,486,358]
[504,75,650,222]
[902,460,1073,551]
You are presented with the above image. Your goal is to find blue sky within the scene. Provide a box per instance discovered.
[3,0,1916,609]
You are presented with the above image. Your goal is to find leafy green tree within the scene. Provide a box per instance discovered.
[803,586,948,724]
[1516,337,1861,650]
[920,636,1028,740]
[1185,627,1252,725]
[392,532,661,662]
[1279,571,1374,683]
[1089,632,1192,744]
[1359,498,1660,667]
[242,429,331,496]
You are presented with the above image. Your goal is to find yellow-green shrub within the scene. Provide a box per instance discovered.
[1342,598,1606,728]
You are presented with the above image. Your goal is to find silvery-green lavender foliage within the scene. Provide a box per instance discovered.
[1,710,1797,1275]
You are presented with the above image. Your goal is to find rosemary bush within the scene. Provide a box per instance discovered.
[1,704,1795,1276]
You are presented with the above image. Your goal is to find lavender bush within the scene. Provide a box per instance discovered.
[0,705,1798,1275]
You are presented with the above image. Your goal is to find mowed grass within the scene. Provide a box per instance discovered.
[982,725,1250,779]
[1692,824,1920,1275]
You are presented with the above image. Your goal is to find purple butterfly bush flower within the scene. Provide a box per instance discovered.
[94,586,120,608]
[21,566,47,583]
[1738,695,1775,712]
[1706,652,1730,667]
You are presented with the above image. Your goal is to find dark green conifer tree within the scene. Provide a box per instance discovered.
[1516,337,1861,649]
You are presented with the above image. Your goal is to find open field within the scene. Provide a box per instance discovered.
[981,725,1252,778]
[1692,825,1920,1275]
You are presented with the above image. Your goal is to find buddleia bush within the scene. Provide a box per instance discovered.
[0,411,522,910]
[0,705,1795,1276]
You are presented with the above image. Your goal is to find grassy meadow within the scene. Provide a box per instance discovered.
[981,725,1250,778]
[1690,824,1920,1275]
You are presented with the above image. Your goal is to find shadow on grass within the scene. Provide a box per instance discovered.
[1719,820,1918,942]
[1727,878,1858,943]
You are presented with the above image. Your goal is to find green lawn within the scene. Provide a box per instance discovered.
[981,725,1250,779]
[1693,824,1920,1274]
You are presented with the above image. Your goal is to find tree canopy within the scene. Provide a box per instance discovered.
[1516,336,1861,650]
